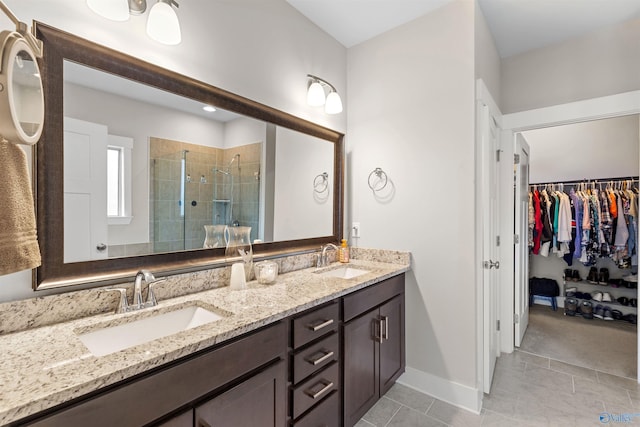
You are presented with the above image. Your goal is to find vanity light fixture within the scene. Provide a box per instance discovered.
[0,1,45,145]
[86,0,182,45]
[203,105,216,112]
[306,74,343,114]
[146,0,181,45]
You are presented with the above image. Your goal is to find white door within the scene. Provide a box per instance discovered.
[63,117,109,262]
[479,102,501,394]
[514,134,530,347]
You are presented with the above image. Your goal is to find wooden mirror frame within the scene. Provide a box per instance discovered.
[33,23,344,290]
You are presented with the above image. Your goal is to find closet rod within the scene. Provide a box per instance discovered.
[529,176,639,187]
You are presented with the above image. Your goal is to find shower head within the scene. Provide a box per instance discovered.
[228,153,240,167]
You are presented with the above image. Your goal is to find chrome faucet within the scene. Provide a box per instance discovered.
[133,270,166,310]
[318,243,339,268]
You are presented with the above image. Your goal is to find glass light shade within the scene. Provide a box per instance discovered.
[86,0,130,21]
[146,1,182,45]
[325,91,343,114]
[307,81,326,106]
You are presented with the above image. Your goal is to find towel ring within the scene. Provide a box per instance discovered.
[368,167,388,192]
[314,172,329,193]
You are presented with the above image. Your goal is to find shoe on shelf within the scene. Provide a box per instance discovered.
[630,298,637,308]
[611,309,623,321]
[602,292,612,302]
[598,268,610,285]
[565,298,578,316]
[609,278,622,288]
[603,307,614,321]
[572,270,582,282]
[623,314,637,324]
[587,267,599,284]
[617,296,630,306]
[593,304,605,319]
[564,269,573,281]
[576,292,591,300]
[580,301,594,319]
[565,287,577,297]
[592,292,603,302]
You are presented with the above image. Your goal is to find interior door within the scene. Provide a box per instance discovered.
[514,134,531,347]
[63,117,108,262]
[479,102,500,394]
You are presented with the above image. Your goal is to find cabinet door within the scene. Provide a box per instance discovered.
[195,360,286,427]
[343,309,379,427]
[154,410,193,427]
[379,294,405,395]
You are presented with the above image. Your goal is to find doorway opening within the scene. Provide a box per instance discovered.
[517,115,639,380]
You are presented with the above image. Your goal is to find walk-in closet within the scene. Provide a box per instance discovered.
[519,114,640,380]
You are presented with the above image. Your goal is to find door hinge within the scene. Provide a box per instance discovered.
[496,149,501,162]
[514,314,519,324]
[514,234,520,244]
[496,235,500,247]
[496,320,500,331]
[514,154,520,164]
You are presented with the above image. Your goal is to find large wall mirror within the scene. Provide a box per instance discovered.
[34,23,344,290]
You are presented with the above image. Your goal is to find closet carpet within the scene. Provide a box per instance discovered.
[520,304,637,379]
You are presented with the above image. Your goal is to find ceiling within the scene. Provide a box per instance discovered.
[286,0,640,57]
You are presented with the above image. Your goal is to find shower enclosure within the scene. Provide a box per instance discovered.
[150,138,262,252]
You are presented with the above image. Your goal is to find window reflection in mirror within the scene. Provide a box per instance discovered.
[61,60,335,263]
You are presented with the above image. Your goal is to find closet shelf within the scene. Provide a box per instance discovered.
[562,280,637,290]
[564,296,637,310]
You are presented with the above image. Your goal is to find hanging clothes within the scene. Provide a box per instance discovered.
[529,178,638,269]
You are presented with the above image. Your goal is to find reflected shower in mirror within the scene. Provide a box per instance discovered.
[61,60,332,263]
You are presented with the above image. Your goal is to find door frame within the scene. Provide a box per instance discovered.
[475,79,503,395]
[499,90,640,356]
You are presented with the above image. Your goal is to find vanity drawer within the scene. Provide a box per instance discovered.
[293,332,339,384]
[292,361,339,419]
[293,389,340,427]
[293,301,339,349]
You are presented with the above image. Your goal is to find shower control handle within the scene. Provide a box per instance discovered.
[191,200,197,206]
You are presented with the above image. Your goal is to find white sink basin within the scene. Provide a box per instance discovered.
[317,266,369,280]
[77,305,227,357]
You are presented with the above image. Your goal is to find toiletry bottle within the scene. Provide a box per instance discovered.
[339,239,350,263]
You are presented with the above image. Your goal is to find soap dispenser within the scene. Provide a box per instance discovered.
[339,239,350,263]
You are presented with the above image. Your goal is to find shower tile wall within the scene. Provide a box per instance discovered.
[150,137,262,252]
[150,138,221,252]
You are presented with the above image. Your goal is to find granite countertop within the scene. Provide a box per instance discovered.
[0,258,409,425]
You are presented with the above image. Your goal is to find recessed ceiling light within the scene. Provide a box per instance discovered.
[203,105,216,112]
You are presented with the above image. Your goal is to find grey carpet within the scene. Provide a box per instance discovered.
[519,305,637,379]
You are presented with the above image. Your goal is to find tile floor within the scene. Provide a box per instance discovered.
[357,350,640,426]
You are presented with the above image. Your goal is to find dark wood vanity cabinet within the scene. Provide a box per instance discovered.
[18,322,287,427]
[289,301,341,427]
[343,274,405,427]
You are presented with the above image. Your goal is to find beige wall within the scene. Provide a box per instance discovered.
[347,0,477,393]
[474,5,501,109]
[501,19,640,113]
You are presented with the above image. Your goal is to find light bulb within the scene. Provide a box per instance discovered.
[307,81,326,107]
[147,1,182,45]
[87,0,130,21]
[325,91,343,114]
[203,105,216,112]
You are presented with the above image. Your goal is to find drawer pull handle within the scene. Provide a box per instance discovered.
[307,318,334,332]
[306,350,335,366]
[304,380,334,399]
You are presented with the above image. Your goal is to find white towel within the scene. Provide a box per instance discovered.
[0,141,41,275]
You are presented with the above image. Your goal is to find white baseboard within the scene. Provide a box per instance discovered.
[396,367,483,414]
